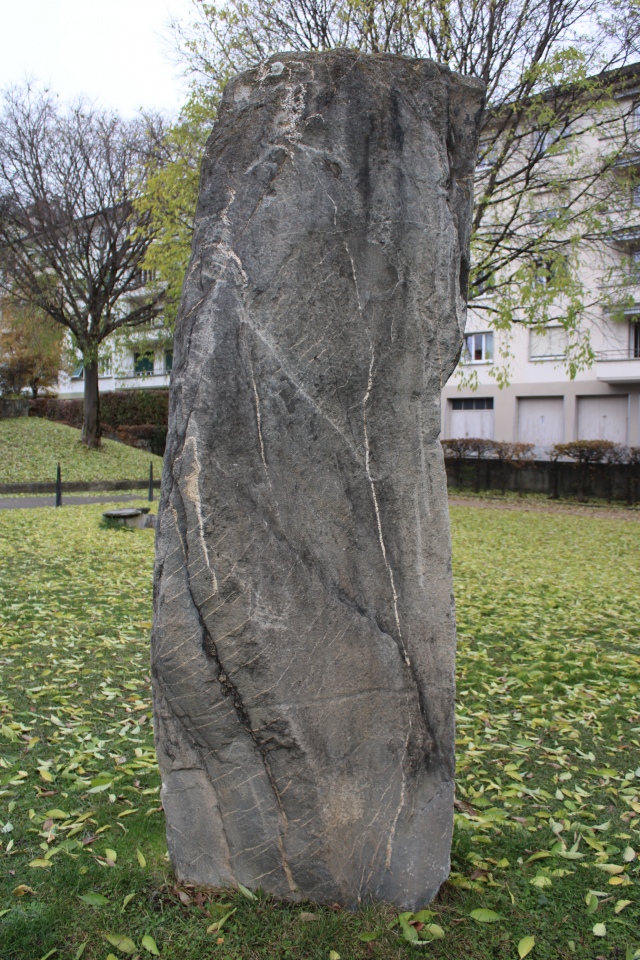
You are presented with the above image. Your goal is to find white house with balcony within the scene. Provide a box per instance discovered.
[56,329,172,398]
[441,315,640,454]
[442,66,640,454]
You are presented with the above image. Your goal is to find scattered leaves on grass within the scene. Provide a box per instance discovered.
[105,934,137,954]
[237,882,257,901]
[206,907,236,933]
[0,418,162,484]
[141,934,160,955]
[12,884,35,896]
[1,504,639,959]
[78,892,109,907]
[518,936,535,958]
[470,909,502,923]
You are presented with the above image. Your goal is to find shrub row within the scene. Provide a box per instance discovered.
[441,439,534,463]
[29,389,169,428]
[442,437,640,465]
[100,389,169,428]
[29,390,170,455]
[551,439,640,465]
[442,440,534,494]
[29,396,83,426]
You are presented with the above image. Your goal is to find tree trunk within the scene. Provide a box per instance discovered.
[82,356,101,449]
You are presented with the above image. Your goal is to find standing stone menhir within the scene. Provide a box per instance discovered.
[152,50,484,910]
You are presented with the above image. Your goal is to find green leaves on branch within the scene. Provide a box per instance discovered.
[135,97,213,330]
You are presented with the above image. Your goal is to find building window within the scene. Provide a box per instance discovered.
[476,140,499,172]
[626,249,640,281]
[165,350,173,373]
[451,398,494,411]
[133,352,154,376]
[469,273,494,299]
[533,126,567,155]
[463,332,493,363]
[530,326,566,359]
[633,322,640,358]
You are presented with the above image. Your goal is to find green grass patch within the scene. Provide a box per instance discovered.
[0,419,163,484]
[0,504,639,959]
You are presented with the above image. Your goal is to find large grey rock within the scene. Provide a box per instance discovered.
[152,50,484,910]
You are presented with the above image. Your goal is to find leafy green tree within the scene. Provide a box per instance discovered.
[135,97,212,329]
[138,0,640,383]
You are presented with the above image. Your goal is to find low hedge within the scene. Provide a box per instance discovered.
[29,396,83,426]
[100,389,169,428]
[29,390,170,456]
[30,389,169,428]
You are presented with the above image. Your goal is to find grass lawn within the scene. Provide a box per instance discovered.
[0,420,163,484]
[0,503,639,960]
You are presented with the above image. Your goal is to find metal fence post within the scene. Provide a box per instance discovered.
[55,463,62,507]
[148,461,153,502]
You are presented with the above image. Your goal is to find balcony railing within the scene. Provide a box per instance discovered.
[596,348,640,360]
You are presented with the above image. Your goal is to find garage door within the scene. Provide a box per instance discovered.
[517,397,564,448]
[577,396,628,444]
[449,398,494,439]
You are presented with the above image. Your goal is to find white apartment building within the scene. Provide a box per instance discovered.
[442,69,640,454]
[57,334,172,398]
[441,313,640,454]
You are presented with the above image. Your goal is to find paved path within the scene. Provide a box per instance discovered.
[0,494,156,510]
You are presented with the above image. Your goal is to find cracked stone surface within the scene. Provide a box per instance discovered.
[152,49,484,909]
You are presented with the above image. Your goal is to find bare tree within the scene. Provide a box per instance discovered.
[163,0,640,382]
[0,86,165,447]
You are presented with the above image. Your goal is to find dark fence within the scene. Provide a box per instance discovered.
[0,398,29,419]
[0,478,162,495]
[443,439,640,503]
[0,462,159,504]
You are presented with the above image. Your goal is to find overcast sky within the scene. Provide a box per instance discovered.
[0,0,193,116]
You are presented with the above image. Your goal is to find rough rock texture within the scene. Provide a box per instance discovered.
[152,50,484,910]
